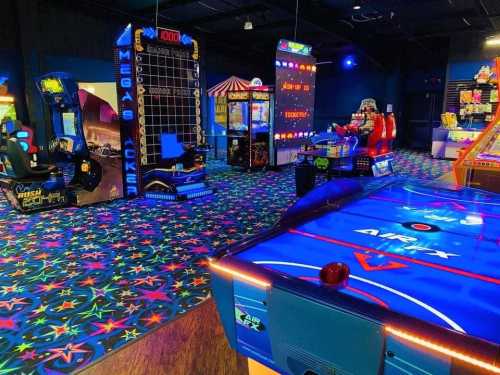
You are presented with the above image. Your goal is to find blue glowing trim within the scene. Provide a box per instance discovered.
[16,131,29,138]
[176,182,206,192]
[116,23,132,46]
[145,192,177,201]
[181,34,193,46]
[352,136,359,152]
[19,142,29,152]
[275,61,281,67]
[0,76,8,85]
[186,189,213,199]
[143,27,157,40]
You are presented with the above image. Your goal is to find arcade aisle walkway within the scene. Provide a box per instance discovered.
[0,150,451,374]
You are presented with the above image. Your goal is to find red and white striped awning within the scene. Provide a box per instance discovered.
[207,76,251,97]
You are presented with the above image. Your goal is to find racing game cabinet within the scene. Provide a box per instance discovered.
[0,120,67,212]
[35,73,105,206]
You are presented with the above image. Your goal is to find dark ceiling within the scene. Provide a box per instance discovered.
[78,0,500,68]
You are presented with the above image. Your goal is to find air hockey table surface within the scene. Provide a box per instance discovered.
[210,179,500,375]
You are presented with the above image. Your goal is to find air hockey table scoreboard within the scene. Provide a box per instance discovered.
[210,179,500,375]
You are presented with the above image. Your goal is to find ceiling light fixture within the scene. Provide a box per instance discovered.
[244,16,253,30]
[485,35,500,47]
[353,0,361,10]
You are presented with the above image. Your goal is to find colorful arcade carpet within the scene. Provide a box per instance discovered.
[0,150,451,374]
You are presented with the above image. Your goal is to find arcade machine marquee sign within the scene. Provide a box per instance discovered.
[114,24,201,197]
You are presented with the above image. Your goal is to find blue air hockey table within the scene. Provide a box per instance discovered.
[210,179,500,375]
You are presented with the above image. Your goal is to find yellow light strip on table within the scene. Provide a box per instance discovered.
[0,96,14,103]
[386,326,500,374]
[209,261,271,289]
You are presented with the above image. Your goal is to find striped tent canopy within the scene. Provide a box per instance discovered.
[207,76,251,97]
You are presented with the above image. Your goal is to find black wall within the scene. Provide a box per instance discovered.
[1,0,473,153]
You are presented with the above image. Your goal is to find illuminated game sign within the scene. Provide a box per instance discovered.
[158,28,180,44]
[114,23,201,197]
[114,24,139,197]
[274,39,316,149]
[249,77,263,87]
[277,39,312,56]
[228,91,250,100]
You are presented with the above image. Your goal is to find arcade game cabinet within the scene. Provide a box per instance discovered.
[0,119,67,212]
[114,23,214,201]
[334,98,396,177]
[453,58,500,193]
[0,76,68,213]
[454,105,500,193]
[227,86,273,170]
[36,72,123,206]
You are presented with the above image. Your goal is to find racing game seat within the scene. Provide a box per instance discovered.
[0,120,57,179]
[3,138,57,179]
[0,119,67,212]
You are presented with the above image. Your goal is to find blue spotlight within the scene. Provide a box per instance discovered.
[342,55,357,70]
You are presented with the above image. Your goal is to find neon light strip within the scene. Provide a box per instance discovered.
[289,229,500,285]
[385,326,500,374]
[209,262,271,288]
[0,96,14,103]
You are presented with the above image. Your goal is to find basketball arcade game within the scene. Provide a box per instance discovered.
[114,24,214,201]
[227,80,274,169]
[454,57,500,193]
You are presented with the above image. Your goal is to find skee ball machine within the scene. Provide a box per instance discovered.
[114,24,214,200]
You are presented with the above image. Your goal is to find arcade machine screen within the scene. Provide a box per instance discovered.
[40,78,65,94]
[62,112,77,136]
[228,102,249,132]
[251,101,270,133]
[0,102,16,121]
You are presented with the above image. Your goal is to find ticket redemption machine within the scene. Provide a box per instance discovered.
[35,73,108,206]
[227,86,274,170]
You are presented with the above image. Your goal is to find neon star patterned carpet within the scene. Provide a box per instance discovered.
[0,150,451,374]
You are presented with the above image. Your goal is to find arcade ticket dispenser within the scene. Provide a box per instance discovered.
[227,88,274,170]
